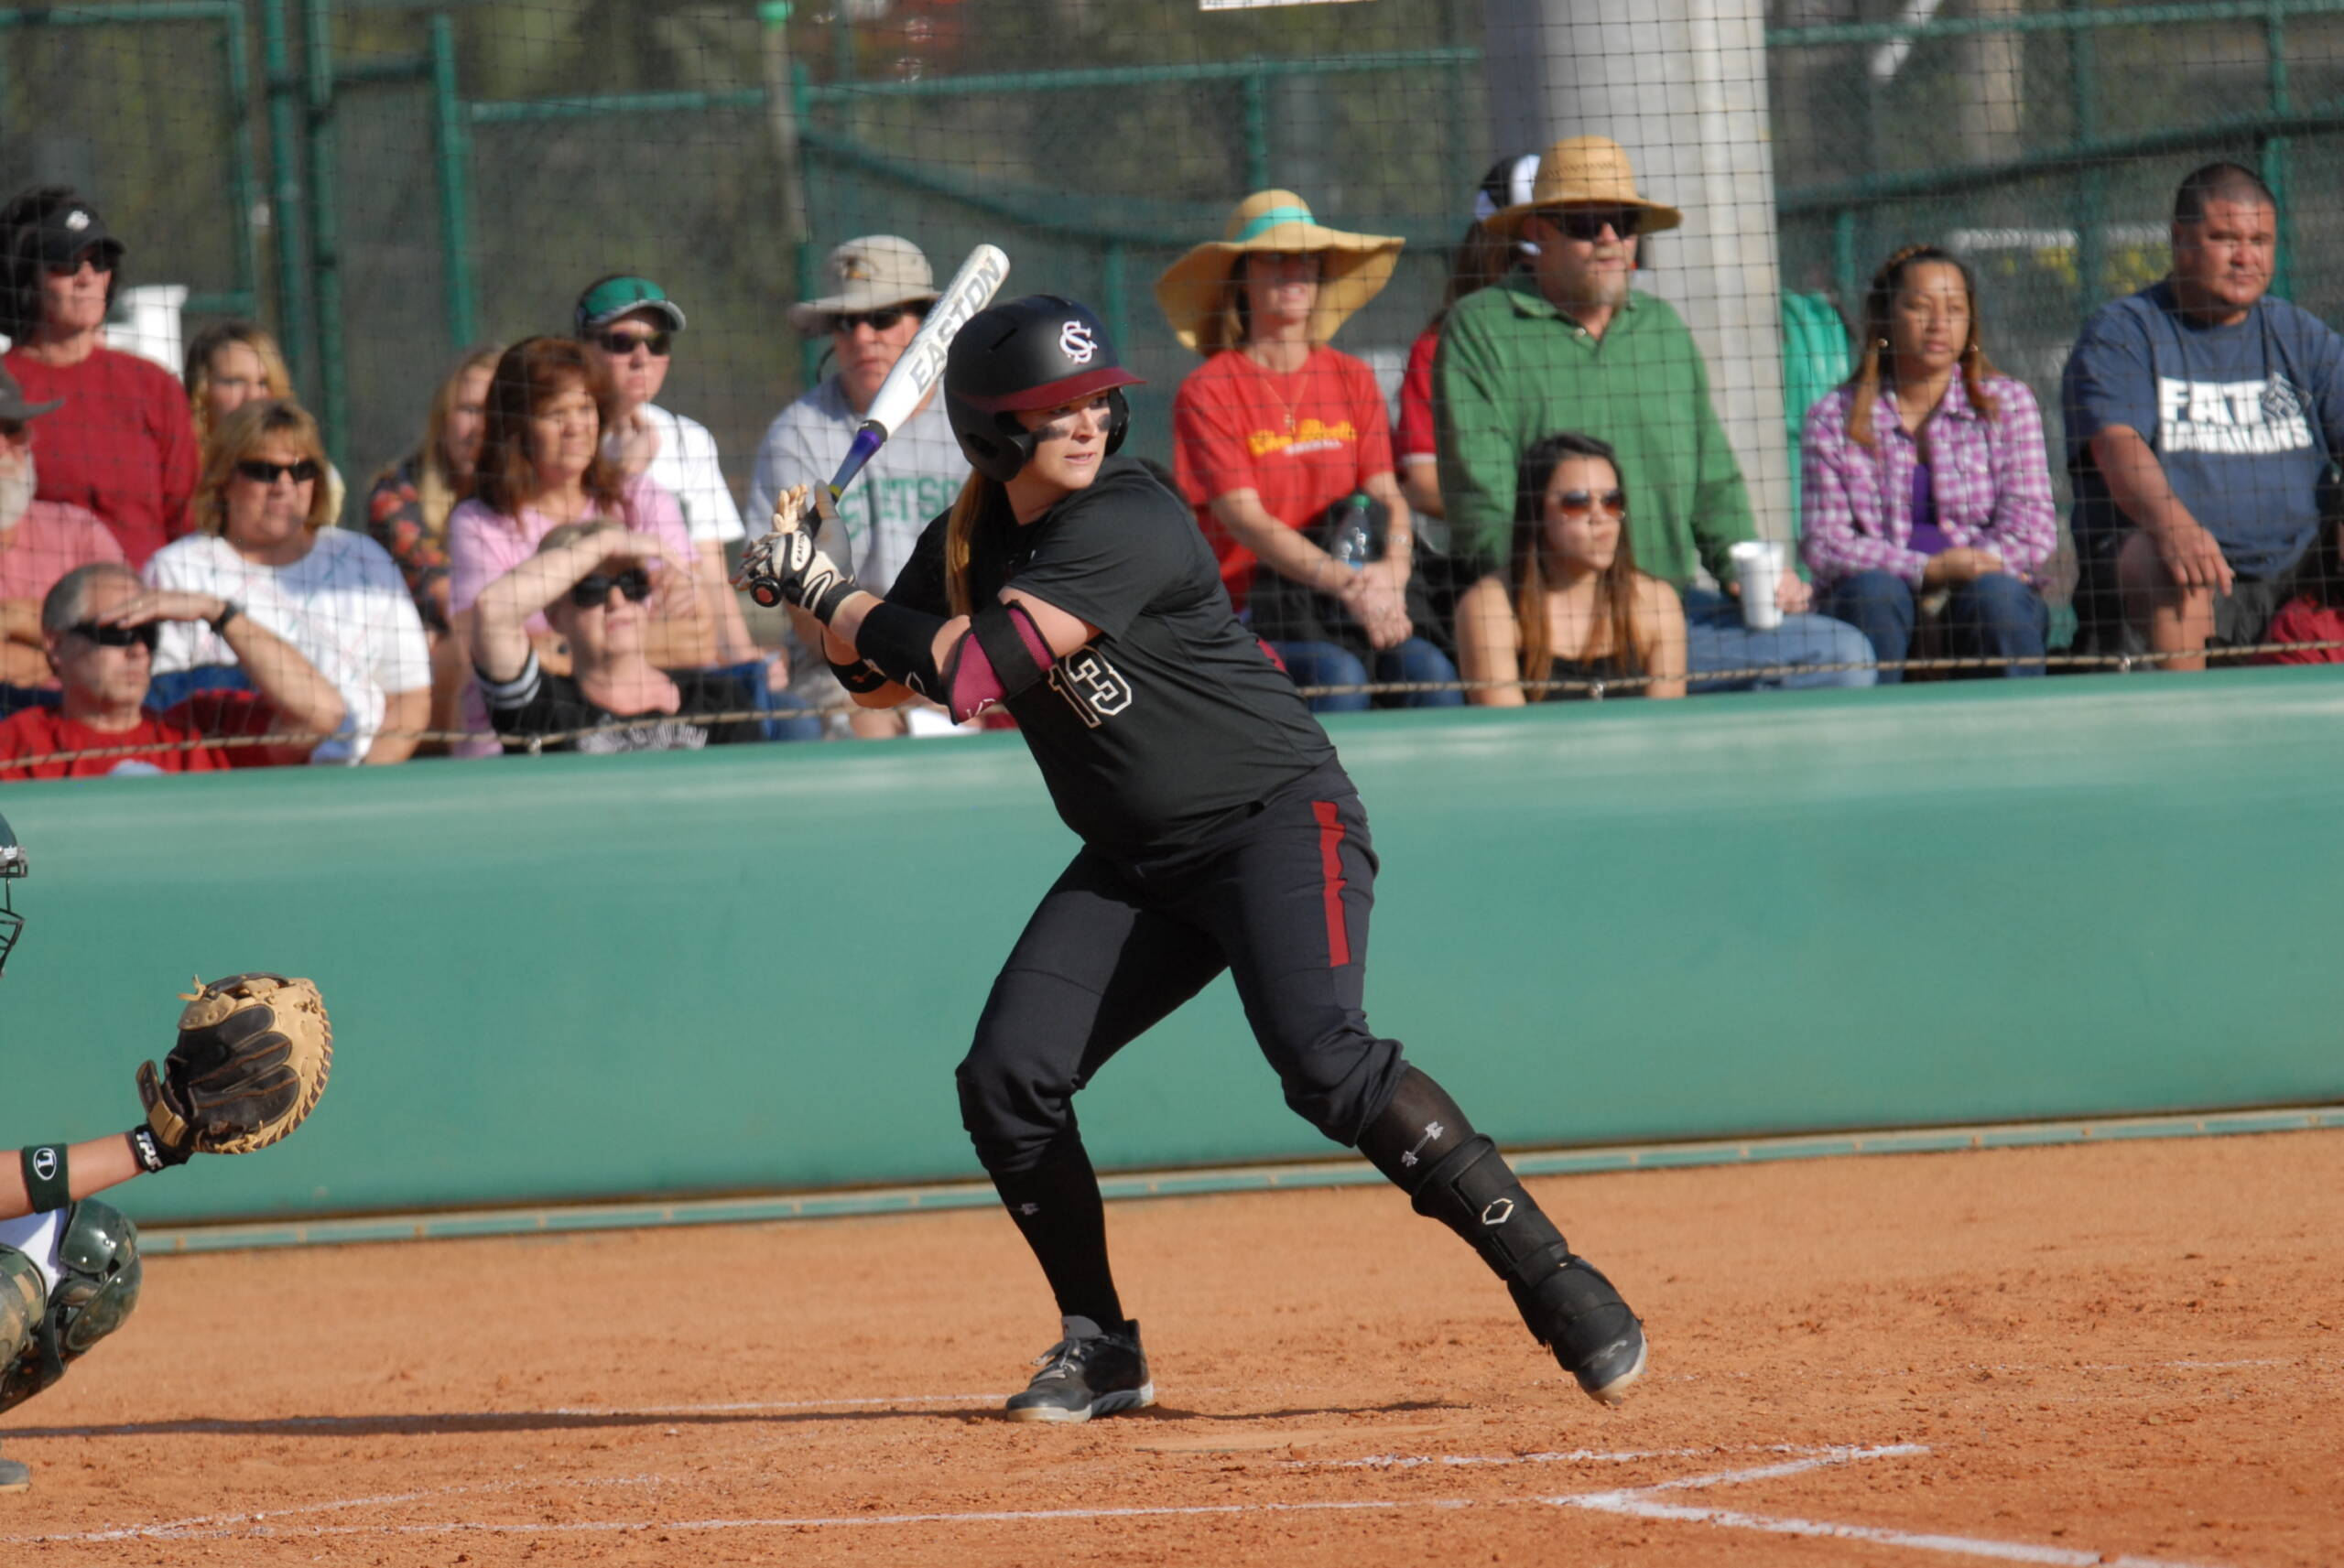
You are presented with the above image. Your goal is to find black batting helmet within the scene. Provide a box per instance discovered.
[945,295,1145,483]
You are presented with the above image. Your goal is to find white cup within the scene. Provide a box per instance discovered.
[1730,540,1785,632]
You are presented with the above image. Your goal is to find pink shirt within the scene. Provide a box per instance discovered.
[0,498,125,604]
[448,473,692,631]
[444,474,693,759]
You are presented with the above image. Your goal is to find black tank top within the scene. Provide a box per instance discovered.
[1532,653,1636,701]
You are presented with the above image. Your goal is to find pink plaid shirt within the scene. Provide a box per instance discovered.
[1798,375,2057,589]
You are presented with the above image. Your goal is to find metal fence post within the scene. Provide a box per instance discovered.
[1102,240,1127,357]
[1243,66,1270,190]
[2072,27,2105,317]
[429,14,475,351]
[262,0,312,391]
[2263,0,2294,299]
[1832,207,1858,312]
[303,0,346,468]
[792,59,821,390]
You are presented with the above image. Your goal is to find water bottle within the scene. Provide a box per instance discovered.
[1329,493,1374,573]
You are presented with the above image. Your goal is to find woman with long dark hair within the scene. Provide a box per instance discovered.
[739,294,1646,1424]
[1456,431,1686,701]
[1800,244,2056,679]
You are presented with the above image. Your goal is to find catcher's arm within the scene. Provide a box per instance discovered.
[5,974,334,1220]
[0,1134,144,1222]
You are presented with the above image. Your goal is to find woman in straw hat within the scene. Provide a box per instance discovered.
[1161,190,1462,712]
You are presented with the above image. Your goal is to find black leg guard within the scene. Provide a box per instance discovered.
[987,1134,1125,1332]
[1361,1068,1647,1404]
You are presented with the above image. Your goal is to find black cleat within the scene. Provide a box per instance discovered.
[0,1444,27,1494]
[1516,1256,1648,1406]
[1004,1317,1155,1424]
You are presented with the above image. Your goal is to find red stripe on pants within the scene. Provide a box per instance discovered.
[1311,800,1351,968]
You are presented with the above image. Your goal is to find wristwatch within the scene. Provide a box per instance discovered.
[208,600,244,636]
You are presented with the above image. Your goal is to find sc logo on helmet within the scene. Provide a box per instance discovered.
[1059,321,1098,364]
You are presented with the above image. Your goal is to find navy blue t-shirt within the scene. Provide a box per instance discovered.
[2063,279,2344,579]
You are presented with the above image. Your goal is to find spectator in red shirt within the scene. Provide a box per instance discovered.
[2255,520,2344,665]
[0,363,123,690]
[0,561,343,780]
[1158,190,1460,712]
[0,188,200,569]
[1396,153,1540,527]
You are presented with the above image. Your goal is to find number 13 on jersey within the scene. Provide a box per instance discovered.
[1047,651,1134,728]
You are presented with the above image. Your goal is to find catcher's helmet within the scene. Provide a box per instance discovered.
[945,295,1145,483]
[0,810,24,979]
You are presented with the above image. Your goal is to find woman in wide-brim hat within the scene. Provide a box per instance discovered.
[1163,190,1461,714]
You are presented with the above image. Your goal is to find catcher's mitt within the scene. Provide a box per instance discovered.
[137,973,333,1160]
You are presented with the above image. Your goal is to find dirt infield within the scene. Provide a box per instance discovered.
[3,1129,2339,1566]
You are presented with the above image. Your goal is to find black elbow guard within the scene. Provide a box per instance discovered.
[854,600,947,697]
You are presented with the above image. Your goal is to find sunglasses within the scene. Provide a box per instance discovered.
[592,329,672,357]
[45,252,116,278]
[1551,488,1629,518]
[1539,207,1643,243]
[570,568,654,608]
[830,308,916,334]
[67,621,159,651]
[235,458,322,485]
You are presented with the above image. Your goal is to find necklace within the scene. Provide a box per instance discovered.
[1243,343,1310,432]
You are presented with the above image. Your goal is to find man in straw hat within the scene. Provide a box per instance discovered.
[1436,137,1874,690]
[751,236,965,735]
[1160,191,1461,708]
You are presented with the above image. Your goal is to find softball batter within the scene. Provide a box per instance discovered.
[741,294,1646,1422]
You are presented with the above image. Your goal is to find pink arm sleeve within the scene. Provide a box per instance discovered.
[945,601,1058,724]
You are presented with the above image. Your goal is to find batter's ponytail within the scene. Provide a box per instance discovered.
[944,472,999,617]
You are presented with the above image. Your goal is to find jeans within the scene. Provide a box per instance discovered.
[1680,588,1878,692]
[1821,569,2048,683]
[1270,637,1466,713]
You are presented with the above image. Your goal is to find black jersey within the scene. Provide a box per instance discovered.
[891,458,1339,858]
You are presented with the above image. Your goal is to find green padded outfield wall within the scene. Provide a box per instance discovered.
[4,668,2341,1226]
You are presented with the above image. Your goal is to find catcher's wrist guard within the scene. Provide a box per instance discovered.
[125,1127,178,1173]
[16,1145,68,1213]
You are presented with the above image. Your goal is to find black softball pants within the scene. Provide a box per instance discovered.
[957,783,1406,1178]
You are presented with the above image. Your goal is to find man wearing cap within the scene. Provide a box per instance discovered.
[750,236,963,736]
[575,275,761,673]
[0,188,200,571]
[1437,138,1873,690]
[0,366,124,690]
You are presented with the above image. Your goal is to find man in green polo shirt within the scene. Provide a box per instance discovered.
[1436,137,1873,690]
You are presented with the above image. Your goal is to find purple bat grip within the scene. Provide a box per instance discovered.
[825,423,887,504]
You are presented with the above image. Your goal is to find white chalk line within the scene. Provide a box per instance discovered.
[2,1442,1921,1545]
[8,1390,1014,1439]
[7,1433,2248,1564]
[1670,1356,2328,1382]
[1295,1441,1845,1471]
[1557,1496,2230,1568]
[15,1497,1479,1542]
[1552,1445,2234,1568]
[7,1474,671,1544]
